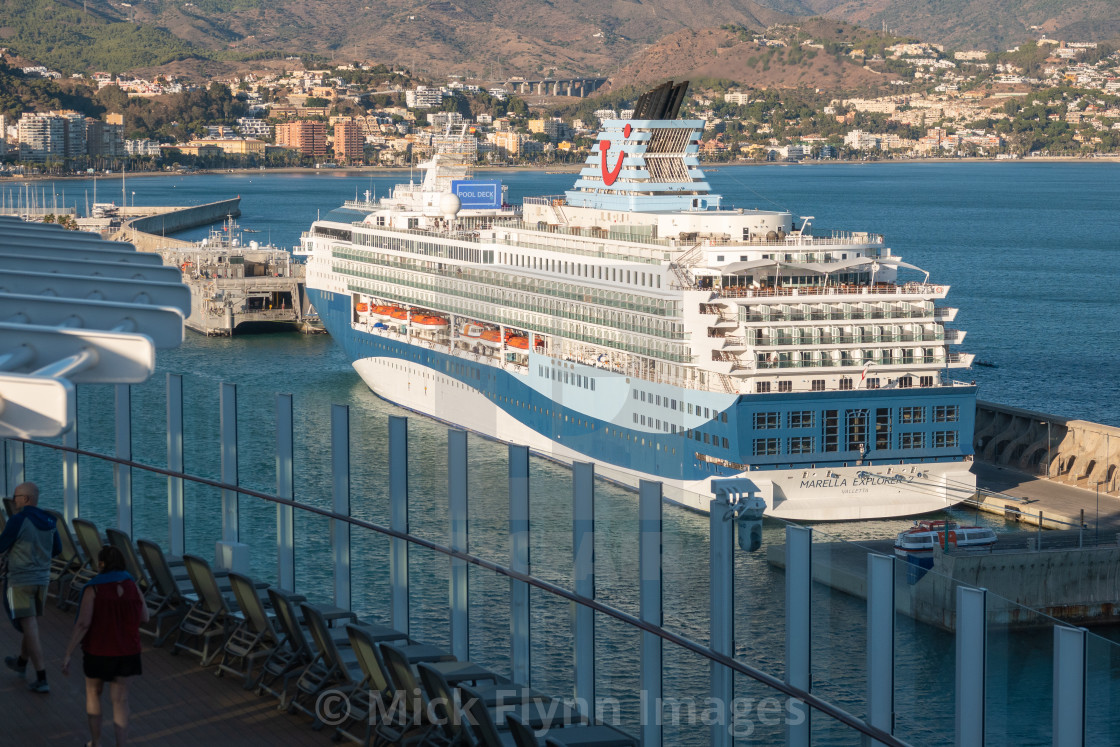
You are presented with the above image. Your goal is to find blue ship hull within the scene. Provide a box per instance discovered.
[311,288,977,519]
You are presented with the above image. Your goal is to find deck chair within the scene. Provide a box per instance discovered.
[257,588,315,706]
[333,623,408,746]
[61,518,105,610]
[104,528,150,593]
[461,686,517,747]
[218,572,280,688]
[43,510,82,602]
[288,603,364,728]
[136,539,191,646]
[418,662,482,747]
[507,712,637,746]
[374,642,446,747]
[172,554,236,666]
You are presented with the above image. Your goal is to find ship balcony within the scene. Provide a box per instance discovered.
[715,281,942,300]
[751,355,947,370]
[754,332,946,346]
[948,352,976,368]
[944,328,967,345]
[935,307,959,322]
[743,308,935,323]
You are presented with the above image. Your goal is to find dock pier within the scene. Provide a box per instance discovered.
[766,457,1120,631]
[111,199,322,335]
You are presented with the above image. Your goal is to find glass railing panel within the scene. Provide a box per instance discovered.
[292,509,334,606]
[1086,630,1120,743]
[75,382,117,529]
[806,522,872,745]
[892,552,957,745]
[129,373,171,547]
[402,415,451,650]
[984,596,1054,746]
[346,408,392,624]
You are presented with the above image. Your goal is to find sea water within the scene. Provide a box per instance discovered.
[18,162,1120,745]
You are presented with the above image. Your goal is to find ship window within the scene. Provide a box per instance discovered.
[934,405,958,422]
[656,395,661,405]
[846,409,869,451]
[753,438,779,456]
[789,411,814,428]
[778,381,792,392]
[633,414,638,423]
[839,378,854,390]
[671,400,677,410]
[920,376,934,387]
[756,382,771,393]
[671,424,677,433]
[704,407,710,418]
[633,391,638,400]
[641,415,646,425]
[688,404,693,414]
[591,380,596,391]
[822,410,839,452]
[703,433,710,444]
[717,256,724,262]
[866,378,881,389]
[753,412,780,430]
[789,437,814,454]
[900,406,925,424]
[811,380,825,391]
[721,412,727,423]
[876,408,892,450]
[899,376,914,388]
[641,391,646,402]
[934,431,958,448]
[900,432,925,449]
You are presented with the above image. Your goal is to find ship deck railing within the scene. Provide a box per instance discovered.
[3,376,1105,745]
[713,282,943,299]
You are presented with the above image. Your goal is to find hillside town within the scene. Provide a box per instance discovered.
[1,33,1119,175]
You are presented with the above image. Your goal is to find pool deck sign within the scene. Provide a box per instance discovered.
[451,180,502,209]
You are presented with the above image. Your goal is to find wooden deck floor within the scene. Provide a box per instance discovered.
[0,596,333,746]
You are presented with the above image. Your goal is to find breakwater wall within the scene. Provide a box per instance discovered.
[975,400,1120,493]
[768,535,1120,630]
[127,197,240,239]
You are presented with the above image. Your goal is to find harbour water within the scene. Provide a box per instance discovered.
[19,161,1120,744]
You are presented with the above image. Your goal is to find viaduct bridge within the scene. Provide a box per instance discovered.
[498,76,608,97]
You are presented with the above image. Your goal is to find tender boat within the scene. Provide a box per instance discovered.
[894,520,997,558]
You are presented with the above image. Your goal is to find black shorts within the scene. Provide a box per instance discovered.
[83,653,142,682]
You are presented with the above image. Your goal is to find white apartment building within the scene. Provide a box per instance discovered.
[405,86,446,109]
[17,112,65,162]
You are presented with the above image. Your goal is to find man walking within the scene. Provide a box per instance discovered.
[1,482,61,693]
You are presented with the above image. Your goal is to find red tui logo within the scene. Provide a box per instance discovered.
[598,123,631,186]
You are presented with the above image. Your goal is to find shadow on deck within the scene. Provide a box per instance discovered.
[0,599,326,746]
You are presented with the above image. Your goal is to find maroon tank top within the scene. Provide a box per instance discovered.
[82,580,144,657]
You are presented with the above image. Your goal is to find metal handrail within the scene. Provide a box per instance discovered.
[14,434,910,747]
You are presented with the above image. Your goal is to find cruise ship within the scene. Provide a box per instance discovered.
[301,81,977,521]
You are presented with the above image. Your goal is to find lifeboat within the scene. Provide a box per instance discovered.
[507,335,529,350]
[461,323,484,339]
[412,314,449,328]
[893,520,997,558]
[371,304,396,319]
[355,302,369,313]
[390,308,410,321]
[479,329,503,348]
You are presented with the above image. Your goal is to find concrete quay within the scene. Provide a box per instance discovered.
[765,462,1120,631]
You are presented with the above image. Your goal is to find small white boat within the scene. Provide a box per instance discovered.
[894,520,997,558]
